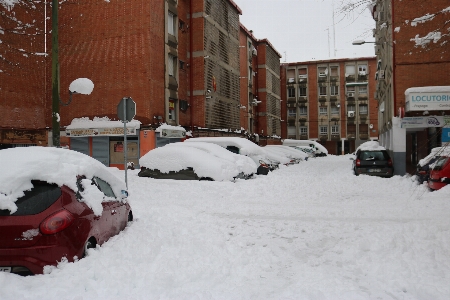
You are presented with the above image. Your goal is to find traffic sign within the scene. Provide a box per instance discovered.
[117,97,136,122]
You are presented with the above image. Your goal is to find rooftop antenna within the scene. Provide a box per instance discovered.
[284,51,287,62]
[326,28,330,57]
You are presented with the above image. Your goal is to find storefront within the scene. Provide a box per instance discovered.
[65,118,186,168]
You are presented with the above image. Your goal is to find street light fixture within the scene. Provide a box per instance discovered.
[352,40,376,45]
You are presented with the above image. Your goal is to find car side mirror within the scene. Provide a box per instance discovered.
[121,190,129,199]
[349,157,354,160]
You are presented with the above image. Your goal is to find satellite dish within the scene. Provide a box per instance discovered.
[369,124,374,129]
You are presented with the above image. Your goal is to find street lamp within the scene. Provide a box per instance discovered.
[352,40,376,45]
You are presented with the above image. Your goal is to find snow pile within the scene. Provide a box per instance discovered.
[68,78,94,95]
[155,124,186,133]
[0,147,126,214]
[1,155,450,299]
[356,140,386,151]
[264,145,309,160]
[185,137,264,156]
[66,116,141,129]
[139,142,256,181]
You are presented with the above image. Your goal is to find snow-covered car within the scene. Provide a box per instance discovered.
[264,145,309,164]
[184,137,288,175]
[293,146,317,158]
[138,142,257,181]
[350,141,393,177]
[416,147,443,184]
[0,147,132,276]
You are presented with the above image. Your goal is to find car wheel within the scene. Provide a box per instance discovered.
[83,238,97,258]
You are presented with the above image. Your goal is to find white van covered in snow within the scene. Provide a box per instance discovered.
[282,139,328,156]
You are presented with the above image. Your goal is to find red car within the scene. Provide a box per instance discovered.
[428,155,450,190]
[0,147,133,275]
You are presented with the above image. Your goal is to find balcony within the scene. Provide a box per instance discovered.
[330,76,339,82]
[347,131,356,139]
[298,75,308,83]
[331,134,340,141]
[298,117,307,123]
[298,96,307,103]
[359,133,369,140]
[358,94,368,100]
[318,74,327,82]
[287,97,296,104]
[319,135,328,141]
[319,96,327,102]
[300,134,308,140]
[287,78,296,85]
[345,74,355,82]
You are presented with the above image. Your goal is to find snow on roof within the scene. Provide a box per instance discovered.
[405,86,450,95]
[66,116,141,129]
[185,137,265,156]
[139,142,256,181]
[155,124,186,133]
[0,147,126,214]
[356,141,386,151]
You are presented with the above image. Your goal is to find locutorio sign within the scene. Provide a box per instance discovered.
[405,86,450,111]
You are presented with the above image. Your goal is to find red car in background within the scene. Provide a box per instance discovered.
[0,147,133,275]
[428,155,450,190]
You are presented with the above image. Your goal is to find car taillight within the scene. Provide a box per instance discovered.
[387,159,393,166]
[40,209,75,235]
[356,159,361,166]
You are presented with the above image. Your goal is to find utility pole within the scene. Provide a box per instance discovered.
[51,0,60,147]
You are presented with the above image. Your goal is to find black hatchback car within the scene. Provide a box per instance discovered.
[352,149,394,177]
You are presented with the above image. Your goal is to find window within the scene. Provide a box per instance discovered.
[179,60,185,70]
[330,66,338,76]
[168,54,176,77]
[298,68,307,78]
[331,106,339,115]
[299,106,307,116]
[319,86,327,96]
[347,105,355,112]
[319,126,328,135]
[331,125,339,135]
[346,86,355,93]
[359,85,367,94]
[330,85,339,96]
[359,104,368,115]
[345,65,355,76]
[169,98,176,120]
[93,177,116,198]
[287,69,295,82]
[288,87,295,98]
[288,126,296,136]
[318,67,327,77]
[288,108,296,117]
[249,67,253,83]
[319,106,328,115]
[299,87,307,97]
[300,126,307,135]
[168,12,176,35]
[358,64,367,75]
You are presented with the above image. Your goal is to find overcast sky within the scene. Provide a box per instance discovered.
[236,0,376,62]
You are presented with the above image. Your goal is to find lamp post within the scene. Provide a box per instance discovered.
[51,0,93,146]
[51,0,60,147]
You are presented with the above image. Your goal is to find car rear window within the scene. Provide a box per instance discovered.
[0,181,61,216]
[359,151,389,161]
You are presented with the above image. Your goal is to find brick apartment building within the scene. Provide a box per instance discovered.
[369,0,450,175]
[280,57,378,155]
[0,0,282,164]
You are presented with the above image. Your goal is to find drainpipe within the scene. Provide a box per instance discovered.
[189,0,194,133]
[391,0,396,118]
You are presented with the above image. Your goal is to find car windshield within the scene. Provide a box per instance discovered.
[0,181,61,216]
[359,151,387,161]
[433,157,449,170]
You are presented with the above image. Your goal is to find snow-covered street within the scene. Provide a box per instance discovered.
[1,154,449,299]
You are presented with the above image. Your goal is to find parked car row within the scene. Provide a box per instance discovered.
[138,137,312,181]
[0,147,132,276]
